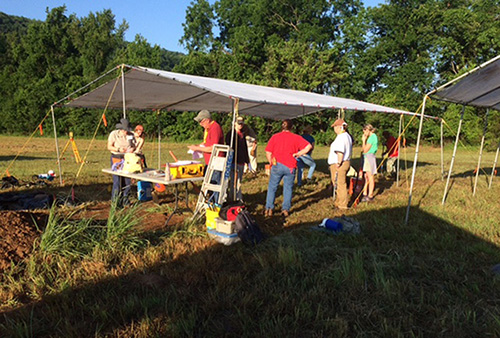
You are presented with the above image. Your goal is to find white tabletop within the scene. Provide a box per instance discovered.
[101,168,204,185]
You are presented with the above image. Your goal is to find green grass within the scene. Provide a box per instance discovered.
[1,135,500,336]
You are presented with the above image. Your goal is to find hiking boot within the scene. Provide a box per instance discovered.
[361,196,374,202]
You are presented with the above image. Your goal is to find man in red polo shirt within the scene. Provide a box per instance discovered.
[264,119,312,218]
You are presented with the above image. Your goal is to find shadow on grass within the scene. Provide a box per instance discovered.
[449,167,498,179]
[1,206,499,336]
[0,155,50,162]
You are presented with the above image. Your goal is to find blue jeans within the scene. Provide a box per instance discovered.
[207,169,222,204]
[228,163,245,201]
[111,156,131,206]
[297,154,316,186]
[265,162,295,212]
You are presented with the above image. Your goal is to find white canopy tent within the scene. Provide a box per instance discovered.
[53,64,436,211]
[406,55,500,223]
[63,64,416,119]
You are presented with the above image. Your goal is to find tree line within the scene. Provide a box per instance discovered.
[0,1,499,148]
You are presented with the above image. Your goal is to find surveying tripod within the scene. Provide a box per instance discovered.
[59,132,83,163]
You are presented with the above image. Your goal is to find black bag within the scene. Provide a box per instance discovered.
[234,210,264,246]
[1,176,19,189]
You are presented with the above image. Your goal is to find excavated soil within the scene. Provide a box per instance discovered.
[0,211,48,271]
[0,199,187,272]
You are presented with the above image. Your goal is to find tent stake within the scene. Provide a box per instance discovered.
[405,96,428,224]
[51,105,63,185]
[442,106,465,205]
[473,110,488,196]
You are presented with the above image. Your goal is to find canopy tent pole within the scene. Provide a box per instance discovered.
[157,110,161,169]
[51,105,64,185]
[440,119,444,180]
[121,65,126,119]
[396,114,402,186]
[489,141,499,189]
[405,96,428,224]
[442,106,465,205]
[228,98,239,202]
[473,110,488,196]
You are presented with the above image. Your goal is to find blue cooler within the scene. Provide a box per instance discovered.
[137,181,152,201]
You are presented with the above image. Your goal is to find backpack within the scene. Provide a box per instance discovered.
[219,200,245,221]
[234,210,264,246]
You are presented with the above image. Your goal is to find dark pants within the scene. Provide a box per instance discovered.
[111,155,131,206]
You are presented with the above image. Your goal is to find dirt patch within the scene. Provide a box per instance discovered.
[0,211,48,272]
[0,201,189,272]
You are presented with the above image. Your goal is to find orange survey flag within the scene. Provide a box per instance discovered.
[102,113,108,127]
[39,123,43,135]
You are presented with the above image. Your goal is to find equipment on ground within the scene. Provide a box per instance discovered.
[59,132,83,163]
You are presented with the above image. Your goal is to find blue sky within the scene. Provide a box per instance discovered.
[1,1,383,53]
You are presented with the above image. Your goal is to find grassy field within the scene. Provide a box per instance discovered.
[1,134,499,337]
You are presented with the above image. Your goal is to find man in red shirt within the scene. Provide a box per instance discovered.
[264,119,312,218]
[382,131,399,177]
[188,110,224,203]
[188,110,224,165]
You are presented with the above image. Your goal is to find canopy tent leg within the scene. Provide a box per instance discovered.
[405,96,428,224]
[396,114,402,186]
[157,110,161,169]
[228,98,239,202]
[473,110,488,196]
[442,106,465,205]
[121,64,126,119]
[440,118,444,180]
[489,141,499,189]
[51,105,64,185]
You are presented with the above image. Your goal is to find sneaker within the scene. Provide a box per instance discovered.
[361,196,374,202]
[264,209,273,217]
[281,210,290,217]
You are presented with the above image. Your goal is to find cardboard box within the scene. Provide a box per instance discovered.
[215,217,235,234]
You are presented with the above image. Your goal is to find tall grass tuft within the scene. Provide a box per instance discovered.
[103,201,148,252]
[38,205,99,258]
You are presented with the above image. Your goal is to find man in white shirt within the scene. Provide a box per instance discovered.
[328,119,353,209]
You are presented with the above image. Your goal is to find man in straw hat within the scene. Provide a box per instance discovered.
[327,119,353,209]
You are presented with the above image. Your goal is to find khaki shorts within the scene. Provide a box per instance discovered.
[363,153,378,175]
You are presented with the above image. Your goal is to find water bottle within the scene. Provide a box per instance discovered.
[319,218,343,232]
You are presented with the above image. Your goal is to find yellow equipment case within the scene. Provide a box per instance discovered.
[167,161,205,180]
